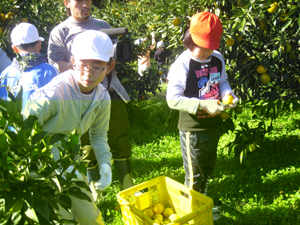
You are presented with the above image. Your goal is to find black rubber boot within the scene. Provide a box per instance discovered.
[113,158,135,190]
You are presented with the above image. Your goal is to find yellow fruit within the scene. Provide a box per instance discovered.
[0,13,6,21]
[172,18,180,26]
[116,12,120,17]
[158,70,163,76]
[226,38,235,46]
[260,73,271,84]
[279,13,287,22]
[259,20,267,31]
[153,203,164,214]
[143,208,154,218]
[281,43,292,53]
[267,2,278,13]
[153,214,164,223]
[220,111,229,120]
[163,207,174,218]
[222,94,234,105]
[256,65,267,74]
[8,12,14,17]
[5,14,12,20]
[0,28,3,35]
[169,214,180,222]
[21,18,28,22]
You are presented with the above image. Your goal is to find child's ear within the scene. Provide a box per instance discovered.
[70,56,75,64]
[11,45,19,53]
[106,61,115,74]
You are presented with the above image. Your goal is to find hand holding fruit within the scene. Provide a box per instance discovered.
[222,92,239,109]
[198,100,224,115]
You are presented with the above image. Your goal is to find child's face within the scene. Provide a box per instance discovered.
[191,46,214,61]
[72,59,113,94]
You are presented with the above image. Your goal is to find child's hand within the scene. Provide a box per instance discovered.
[198,100,225,115]
[94,163,112,190]
[222,92,239,109]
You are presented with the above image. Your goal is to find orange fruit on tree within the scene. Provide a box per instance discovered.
[0,28,3,35]
[259,20,267,31]
[279,13,287,22]
[267,2,278,13]
[21,18,28,22]
[281,43,292,53]
[172,18,180,26]
[220,111,229,120]
[5,14,12,20]
[0,13,6,21]
[158,70,163,76]
[289,50,296,60]
[256,65,267,74]
[226,38,235,46]
[236,33,242,42]
[260,73,271,84]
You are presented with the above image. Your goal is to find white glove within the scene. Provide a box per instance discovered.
[199,100,225,115]
[94,163,112,191]
[222,91,239,109]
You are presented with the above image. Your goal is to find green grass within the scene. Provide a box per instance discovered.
[97,87,300,225]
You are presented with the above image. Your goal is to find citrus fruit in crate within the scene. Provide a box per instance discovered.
[153,203,164,214]
[143,208,154,218]
[163,207,174,218]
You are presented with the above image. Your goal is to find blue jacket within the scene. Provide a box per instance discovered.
[0,52,59,109]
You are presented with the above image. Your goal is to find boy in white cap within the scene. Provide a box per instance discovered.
[0,22,58,109]
[23,30,115,224]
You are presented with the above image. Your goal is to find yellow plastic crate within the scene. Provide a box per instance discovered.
[117,176,214,225]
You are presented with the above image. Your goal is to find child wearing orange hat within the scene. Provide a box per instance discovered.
[166,12,238,217]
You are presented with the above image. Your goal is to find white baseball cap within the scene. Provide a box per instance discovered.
[71,30,114,62]
[157,40,165,48]
[11,22,44,46]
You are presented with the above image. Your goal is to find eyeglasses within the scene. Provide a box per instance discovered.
[73,64,109,74]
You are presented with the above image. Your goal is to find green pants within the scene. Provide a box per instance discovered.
[80,90,132,161]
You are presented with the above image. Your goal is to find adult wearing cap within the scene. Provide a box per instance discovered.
[24,30,115,224]
[48,0,135,191]
[0,22,58,109]
[166,11,238,205]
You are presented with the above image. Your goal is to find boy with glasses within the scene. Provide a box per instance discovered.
[23,30,114,224]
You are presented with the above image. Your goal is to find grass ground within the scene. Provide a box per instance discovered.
[98,83,300,225]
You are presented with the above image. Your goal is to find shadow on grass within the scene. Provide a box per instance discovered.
[209,135,300,224]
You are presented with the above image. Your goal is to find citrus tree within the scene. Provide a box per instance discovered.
[0,91,91,224]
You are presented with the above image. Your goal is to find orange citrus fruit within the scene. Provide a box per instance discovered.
[163,207,174,218]
[259,20,267,31]
[226,38,235,46]
[260,73,271,84]
[281,43,292,53]
[267,2,278,13]
[172,18,180,26]
[279,13,287,22]
[153,203,164,214]
[143,208,154,218]
[256,65,267,74]
[222,94,234,105]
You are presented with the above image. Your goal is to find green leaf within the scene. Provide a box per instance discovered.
[24,205,39,223]
[31,131,48,146]
[33,198,50,222]
[69,186,91,202]
[50,133,67,145]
